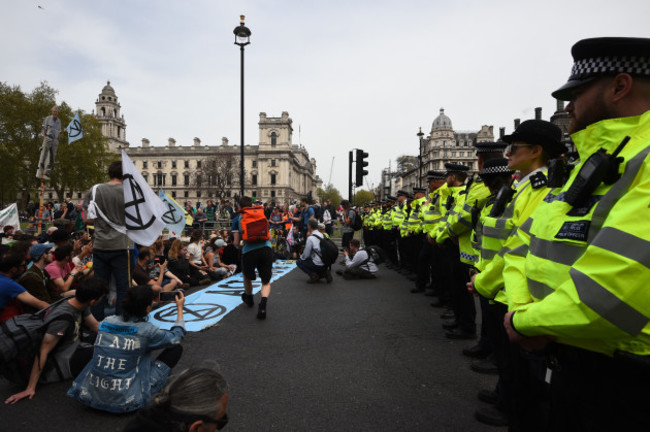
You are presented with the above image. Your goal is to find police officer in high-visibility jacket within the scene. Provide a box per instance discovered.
[404,187,427,283]
[413,171,446,294]
[502,37,650,431]
[392,190,410,272]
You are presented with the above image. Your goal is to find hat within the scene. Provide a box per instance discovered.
[444,163,470,175]
[396,190,409,198]
[215,239,227,248]
[317,223,326,230]
[475,141,507,155]
[387,196,397,202]
[478,158,515,179]
[426,170,447,181]
[552,37,650,101]
[413,187,427,195]
[502,120,564,157]
[50,229,71,243]
[29,243,54,261]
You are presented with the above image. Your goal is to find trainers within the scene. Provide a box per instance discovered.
[256,305,266,320]
[325,269,333,284]
[475,406,508,426]
[199,277,211,285]
[241,293,254,307]
[307,273,320,284]
[335,269,343,276]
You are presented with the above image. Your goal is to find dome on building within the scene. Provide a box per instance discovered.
[432,108,452,129]
[101,81,116,95]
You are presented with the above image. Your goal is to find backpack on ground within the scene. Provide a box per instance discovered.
[351,209,363,231]
[365,245,385,265]
[312,233,339,267]
[0,300,74,382]
[240,206,270,242]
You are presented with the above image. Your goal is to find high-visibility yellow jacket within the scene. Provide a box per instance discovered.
[435,185,465,244]
[511,111,650,357]
[474,169,549,302]
[381,207,393,230]
[407,197,426,235]
[421,186,445,236]
[392,200,408,229]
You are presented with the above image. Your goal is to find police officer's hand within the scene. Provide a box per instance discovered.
[466,274,477,295]
[504,311,554,352]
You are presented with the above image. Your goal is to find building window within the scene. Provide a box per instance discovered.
[48,192,52,199]
[153,173,165,186]
[271,190,276,198]
[197,191,201,198]
[270,174,276,185]
[252,191,257,198]
[197,160,202,169]
[184,191,189,198]
[143,161,148,169]
[184,160,189,169]
[171,191,176,199]
[451,152,456,157]
[171,175,177,186]
[252,160,257,168]
[143,174,148,184]
[271,132,277,146]
[184,175,189,186]
[226,191,231,197]
[252,174,257,185]
[172,160,177,169]
[271,159,276,167]
[157,161,162,169]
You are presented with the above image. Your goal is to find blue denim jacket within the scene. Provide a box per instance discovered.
[67,315,185,413]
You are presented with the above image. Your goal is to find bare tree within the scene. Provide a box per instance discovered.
[193,153,240,199]
[396,154,418,174]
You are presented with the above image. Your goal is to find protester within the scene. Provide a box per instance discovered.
[45,244,83,296]
[123,365,229,432]
[340,200,356,250]
[167,240,205,287]
[84,160,133,320]
[187,229,220,281]
[17,242,58,313]
[36,105,61,181]
[233,196,273,319]
[5,277,106,404]
[67,286,186,413]
[133,247,181,293]
[337,239,377,279]
[296,218,331,283]
[0,246,50,321]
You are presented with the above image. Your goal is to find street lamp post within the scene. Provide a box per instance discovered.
[417,127,424,188]
[234,15,251,198]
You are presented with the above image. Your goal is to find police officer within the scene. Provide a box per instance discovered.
[503,37,650,430]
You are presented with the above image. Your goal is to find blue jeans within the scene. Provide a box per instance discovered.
[92,249,134,320]
[296,258,326,278]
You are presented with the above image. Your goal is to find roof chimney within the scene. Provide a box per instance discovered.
[499,127,505,139]
[222,137,229,146]
[556,99,565,112]
[514,119,520,129]
[193,137,201,147]
[141,138,150,147]
[535,107,542,120]
[168,138,176,147]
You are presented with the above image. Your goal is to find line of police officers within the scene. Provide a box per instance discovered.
[362,37,650,432]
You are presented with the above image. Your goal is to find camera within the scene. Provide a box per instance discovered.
[154,256,166,265]
[159,290,182,302]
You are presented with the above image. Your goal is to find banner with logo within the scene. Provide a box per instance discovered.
[66,112,83,144]
[0,203,20,232]
[159,189,187,238]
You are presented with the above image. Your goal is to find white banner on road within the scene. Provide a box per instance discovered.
[121,150,167,246]
[0,203,20,233]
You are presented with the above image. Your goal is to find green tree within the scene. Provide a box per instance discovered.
[0,81,110,207]
[353,189,375,206]
[317,184,342,208]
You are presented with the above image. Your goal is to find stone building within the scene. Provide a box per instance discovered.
[48,82,321,203]
[393,108,493,194]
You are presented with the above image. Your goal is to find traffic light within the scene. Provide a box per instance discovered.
[355,149,369,186]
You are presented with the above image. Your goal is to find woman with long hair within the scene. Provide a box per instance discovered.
[167,239,204,287]
[68,286,186,413]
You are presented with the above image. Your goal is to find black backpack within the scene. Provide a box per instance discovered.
[351,209,363,231]
[312,234,339,267]
[0,300,75,381]
[312,205,324,222]
[365,245,385,265]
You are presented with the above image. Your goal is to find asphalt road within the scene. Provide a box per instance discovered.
[1,260,502,432]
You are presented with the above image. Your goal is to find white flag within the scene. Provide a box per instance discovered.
[121,150,166,246]
[159,189,187,238]
[0,203,20,232]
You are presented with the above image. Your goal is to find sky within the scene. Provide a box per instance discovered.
[1,0,649,195]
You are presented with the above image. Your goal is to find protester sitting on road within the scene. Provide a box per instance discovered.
[205,238,235,278]
[5,277,106,404]
[187,229,220,282]
[296,219,332,284]
[45,244,83,296]
[123,364,229,432]
[0,246,50,322]
[0,225,15,241]
[67,285,186,413]
[167,240,206,287]
[336,239,377,280]
[133,247,182,293]
[17,242,59,313]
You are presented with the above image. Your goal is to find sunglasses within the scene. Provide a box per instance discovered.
[505,143,534,154]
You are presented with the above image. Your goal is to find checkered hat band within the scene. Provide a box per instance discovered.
[476,147,506,154]
[479,166,513,175]
[570,56,650,79]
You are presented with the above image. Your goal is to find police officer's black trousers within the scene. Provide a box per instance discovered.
[416,238,433,291]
